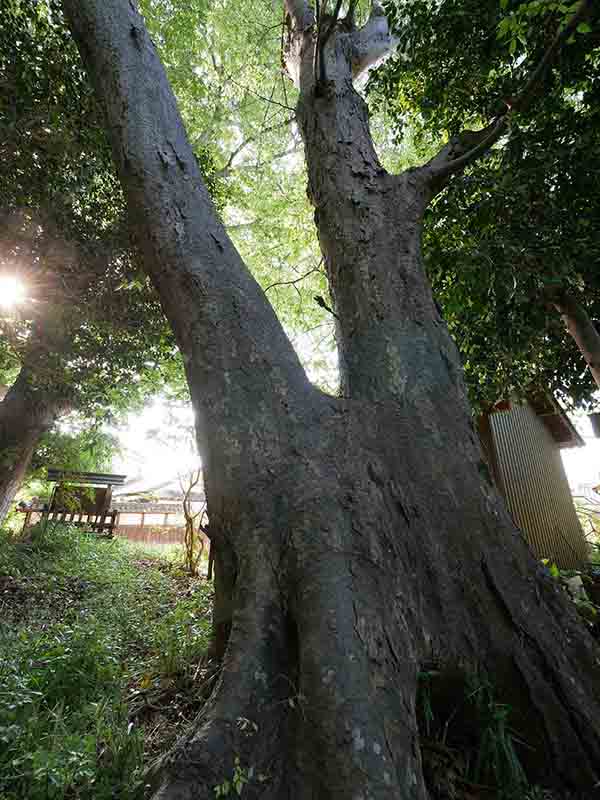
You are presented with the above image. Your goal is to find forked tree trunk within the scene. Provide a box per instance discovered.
[62,2,600,798]
[0,367,70,523]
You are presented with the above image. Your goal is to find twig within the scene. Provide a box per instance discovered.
[217,115,295,177]
[314,294,339,319]
[227,75,296,112]
[264,266,320,293]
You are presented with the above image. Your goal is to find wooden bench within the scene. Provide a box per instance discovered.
[19,470,126,537]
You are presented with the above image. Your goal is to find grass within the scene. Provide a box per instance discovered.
[0,524,576,800]
[417,667,561,800]
[0,524,213,800]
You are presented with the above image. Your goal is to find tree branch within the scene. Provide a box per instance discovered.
[264,265,321,294]
[216,116,295,178]
[284,0,314,31]
[511,0,594,113]
[424,116,509,184]
[314,294,338,320]
[546,288,600,391]
[226,74,296,112]
[316,0,343,82]
[424,0,594,190]
[283,0,317,87]
[62,0,312,478]
[346,0,359,26]
[351,1,397,78]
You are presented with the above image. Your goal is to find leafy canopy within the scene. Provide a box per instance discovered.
[370,0,600,409]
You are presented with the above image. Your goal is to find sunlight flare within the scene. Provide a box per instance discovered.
[0,275,26,309]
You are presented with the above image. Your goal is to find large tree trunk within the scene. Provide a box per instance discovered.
[62,2,600,798]
[0,366,70,523]
[552,291,600,390]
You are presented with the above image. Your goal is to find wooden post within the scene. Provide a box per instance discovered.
[21,509,32,534]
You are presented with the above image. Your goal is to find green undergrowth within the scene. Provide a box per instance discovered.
[0,524,213,800]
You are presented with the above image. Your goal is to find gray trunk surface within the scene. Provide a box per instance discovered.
[0,367,69,523]
[62,2,600,798]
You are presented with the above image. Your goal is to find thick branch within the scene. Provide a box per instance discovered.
[551,290,600,391]
[351,2,397,78]
[316,0,343,83]
[283,0,316,87]
[424,116,509,185]
[284,0,315,32]
[0,359,73,523]
[346,0,359,26]
[62,0,313,493]
[424,0,594,191]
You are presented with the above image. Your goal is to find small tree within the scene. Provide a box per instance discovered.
[179,468,206,577]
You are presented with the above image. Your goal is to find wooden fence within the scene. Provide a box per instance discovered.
[18,500,207,548]
[113,502,205,546]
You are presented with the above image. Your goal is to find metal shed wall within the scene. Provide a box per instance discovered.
[489,403,588,568]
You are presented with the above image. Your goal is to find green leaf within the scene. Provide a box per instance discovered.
[497,16,512,36]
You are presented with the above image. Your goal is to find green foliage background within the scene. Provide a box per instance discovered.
[371,0,600,409]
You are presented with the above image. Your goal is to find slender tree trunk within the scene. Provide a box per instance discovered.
[62,2,600,798]
[0,367,70,523]
[553,291,600,390]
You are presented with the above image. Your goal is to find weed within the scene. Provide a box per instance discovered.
[417,667,530,800]
[467,679,528,797]
[0,524,213,799]
[214,756,253,797]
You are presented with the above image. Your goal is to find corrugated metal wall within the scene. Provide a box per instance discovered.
[489,403,588,568]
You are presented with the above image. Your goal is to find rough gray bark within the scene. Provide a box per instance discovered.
[553,291,600,391]
[0,366,70,523]
[62,2,600,798]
